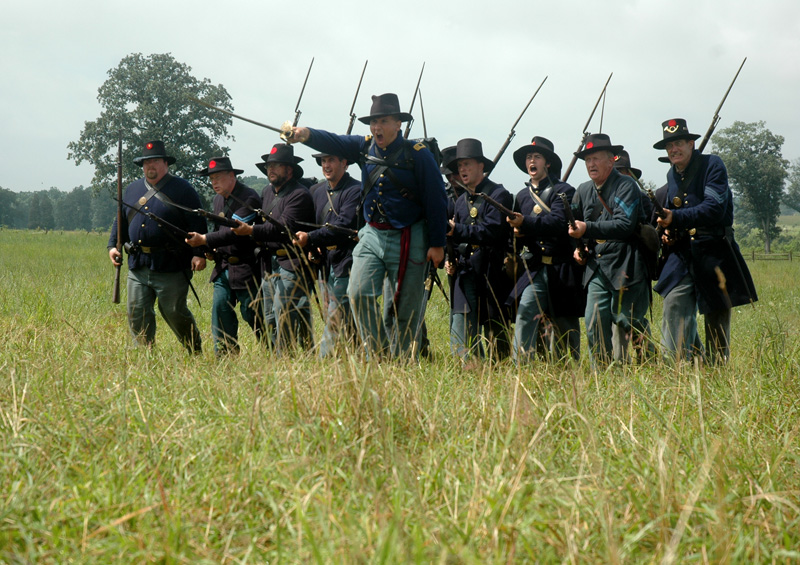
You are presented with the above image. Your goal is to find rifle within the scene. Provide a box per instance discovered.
[161,199,240,228]
[492,75,548,165]
[403,62,425,139]
[697,57,746,153]
[561,72,613,183]
[295,220,359,240]
[558,192,587,261]
[645,188,668,220]
[112,134,123,304]
[480,192,516,219]
[292,57,315,127]
[346,60,368,135]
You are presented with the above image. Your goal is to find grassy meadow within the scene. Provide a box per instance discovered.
[0,229,799,563]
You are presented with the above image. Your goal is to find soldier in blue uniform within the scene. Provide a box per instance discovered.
[185,157,263,356]
[611,150,657,362]
[231,144,316,354]
[652,118,757,364]
[505,137,584,362]
[285,93,448,359]
[568,134,650,367]
[445,138,513,361]
[108,140,206,353]
[293,151,361,357]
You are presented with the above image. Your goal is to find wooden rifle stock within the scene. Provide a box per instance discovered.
[558,192,587,261]
[561,72,613,183]
[112,135,123,304]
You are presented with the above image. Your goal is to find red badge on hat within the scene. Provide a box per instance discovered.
[146,142,153,150]
[209,160,217,169]
[531,140,536,146]
[668,119,677,127]
[270,147,278,154]
[586,142,594,149]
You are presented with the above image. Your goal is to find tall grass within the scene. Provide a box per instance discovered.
[1,229,798,563]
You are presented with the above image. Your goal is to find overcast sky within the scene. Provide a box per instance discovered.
[2,0,798,194]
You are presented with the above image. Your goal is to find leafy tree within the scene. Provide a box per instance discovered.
[61,186,93,231]
[712,121,788,252]
[782,158,800,214]
[39,193,55,231]
[28,193,41,230]
[0,187,17,227]
[67,53,234,202]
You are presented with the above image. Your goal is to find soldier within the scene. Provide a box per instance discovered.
[185,157,264,356]
[107,140,206,353]
[285,93,448,360]
[568,133,650,367]
[506,137,584,362]
[445,138,513,361]
[652,118,757,364]
[611,150,657,362]
[293,151,361,357]
[231,144,316,353]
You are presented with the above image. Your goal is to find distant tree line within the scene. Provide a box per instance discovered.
[0,186,116,232]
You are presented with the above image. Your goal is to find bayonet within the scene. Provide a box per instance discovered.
[403,62,425,139]
[561,72,613,183]
[293,57,315,127]
[295,220,359,239]
[346,60,368,134]
[698,57,746,153]
[492,75,548,165]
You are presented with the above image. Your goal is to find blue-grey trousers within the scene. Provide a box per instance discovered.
[127,267,201,353]
[347,221,428,359]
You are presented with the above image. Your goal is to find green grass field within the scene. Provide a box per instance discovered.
[1,229,798,563]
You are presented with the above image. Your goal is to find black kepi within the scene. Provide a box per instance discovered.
[358,93,413,124]
[613,150,642,179]
[574,133,624,160]
[133,140,176,166]
[444,138,495,174]
[653,118,701,150]
[196,156,244,177]
[256,143,304,179]
[512,136,562,177]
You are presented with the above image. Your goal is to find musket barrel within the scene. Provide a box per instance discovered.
[491,75,547,165]
[698,57,746,153]
[561,73,613,183]
[346,60,368,135]
[112,134,123,304]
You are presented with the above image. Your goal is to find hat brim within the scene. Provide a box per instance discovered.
[575,144,624,160]
[256,161,304,180]
[512,144,563,176]
[616,166,643,179]
[357,111,413,125]
[653,133,700,150]
[444,155,495,175]
[196,167,244,177]
[311,152,349,166]
[133,155,177,166]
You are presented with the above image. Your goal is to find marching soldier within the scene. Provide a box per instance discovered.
[652,118,757,364]
[506,137,584,362]
[293,151,361,357]
[107,140,206,353]
[231,144,316,353]
[285,93,448,360]
[185,157,264,356]
[568,134,650,367]
[445,138,513,362]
